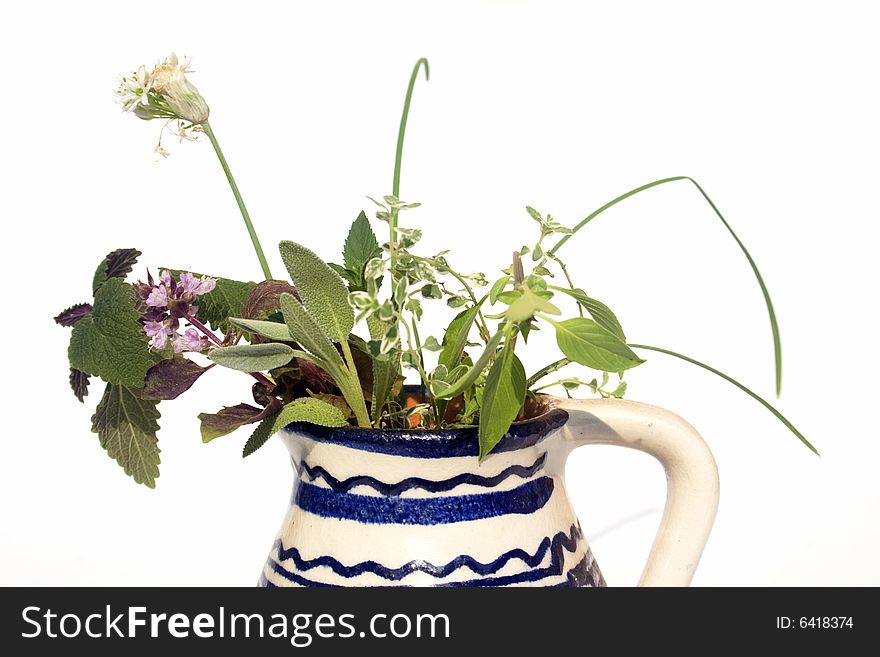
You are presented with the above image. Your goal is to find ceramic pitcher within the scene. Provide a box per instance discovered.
[258,397,720,587]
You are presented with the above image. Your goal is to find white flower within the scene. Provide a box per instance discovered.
[115,65,153,112]
[116,53,209,125]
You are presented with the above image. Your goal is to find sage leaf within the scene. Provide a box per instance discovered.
[142,357,213,401]
[551,317,644,372]
[208,343,295,372]
[243,415,277,457]
[279,241,353,342]
[438,299,485,371]
[68,278,156,388]
[551,286,625,340]
[91,384,161,488]
[229,317,294,342]
[279,293,344,367]
[270,397,349,431]
[479,345,526,458]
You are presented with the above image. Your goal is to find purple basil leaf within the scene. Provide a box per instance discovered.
[241,280,300,320]
[54,303,93,327]
[142,358,214,401]
[198,399,279,443]
[69,368,90,402]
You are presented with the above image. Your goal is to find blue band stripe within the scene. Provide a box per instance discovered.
[302,453,546,495]
[260,525,601,587]
[293,476,555,525]
[282,408,567,458]
[272,524,581,580]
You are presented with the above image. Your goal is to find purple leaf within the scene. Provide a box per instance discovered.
[142,357,214,400]
[69,368,90,402]
[54,303,93,327]
[198,399,280,443]
[104,248,142,281]
[241,280,300,320]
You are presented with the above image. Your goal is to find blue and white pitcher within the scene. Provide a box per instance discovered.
[259,397,719,587]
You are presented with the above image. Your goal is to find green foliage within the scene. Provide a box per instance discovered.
[438,301,485,371]
[550,287,626,340]
[229,317,294,342]
[549,317,644,372]
[478,343,526,458]
[342,211,381,289]
[166,270,256,333]
[208,343,295,372]
[68,278,156,388]
[91,384,161,488]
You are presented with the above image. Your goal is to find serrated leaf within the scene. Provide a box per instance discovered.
[165,269,256,333]
[70,368,89,402]
[68,278,156,388]
[551,317,644,372]
[91,384,161,487]
[479,345,526,458]
[551,286,626,340]
[199,402,275,443]
[208,343,295,372]
[54,303,93,327]
[229,317,294,342]
[142,357,213,400]
[240,280,300,320]
[279,241,353,342]
[438,300,485,371]
[92,248,141,294]
[342,211,380,284]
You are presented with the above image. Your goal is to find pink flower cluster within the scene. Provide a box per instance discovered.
[135,270,216,352]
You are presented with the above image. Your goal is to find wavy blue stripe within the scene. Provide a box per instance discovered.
[302,453,546,496]
[282,407,567,458]
[272,524,580,581]
[261,525,596,587]
[293,476,554,525]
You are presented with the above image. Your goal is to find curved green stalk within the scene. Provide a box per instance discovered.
[629,343,816,455]
[392,58,430,201]
[202,121,273,280]
[550,176,782,397]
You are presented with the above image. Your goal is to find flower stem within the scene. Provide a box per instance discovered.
[201,121,273,280]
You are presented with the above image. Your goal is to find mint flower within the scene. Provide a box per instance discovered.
[136,270,216,353]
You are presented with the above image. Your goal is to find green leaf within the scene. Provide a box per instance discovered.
[208,343,295,372]
[548,176,783,396]
[628,343,817,454]
[279,241,353,342]
[489,275,511,304]
[505,285,561,322]
[279,293,343,367]
[68,278,156,388]
[551,286,626,340]
[550,317,644,372]
[272,397,349,431]
[438,299,485,371]
[165,270,257,333]
[199,403,269,443]
[228,317,294,342]
[243,415,277,457]
[433,328,505,400]
[92,248,141,294]
[422,336,442,351]
[367,315,400,424]
[343,211,381,283]
[91,384,161,488]
[479,344,526,458]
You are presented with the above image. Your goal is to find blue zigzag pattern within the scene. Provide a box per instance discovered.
[269,524,582,582]
[301,453,547,495]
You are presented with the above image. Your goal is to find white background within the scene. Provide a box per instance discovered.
[2,0,878,586]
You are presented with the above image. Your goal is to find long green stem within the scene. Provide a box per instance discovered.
[392,59,430,205]
[549,176,782,397]
[526,357,572,388]
[202,121,273,280]
[629,343,816,455]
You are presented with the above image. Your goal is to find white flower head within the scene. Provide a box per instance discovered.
[116,53,209,125]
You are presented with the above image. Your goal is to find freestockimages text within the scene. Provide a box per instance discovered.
[21,605,451,646]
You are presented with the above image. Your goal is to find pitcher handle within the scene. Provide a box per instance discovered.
[556,397,720,586]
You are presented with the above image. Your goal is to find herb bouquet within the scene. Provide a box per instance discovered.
[54,54,814,492]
